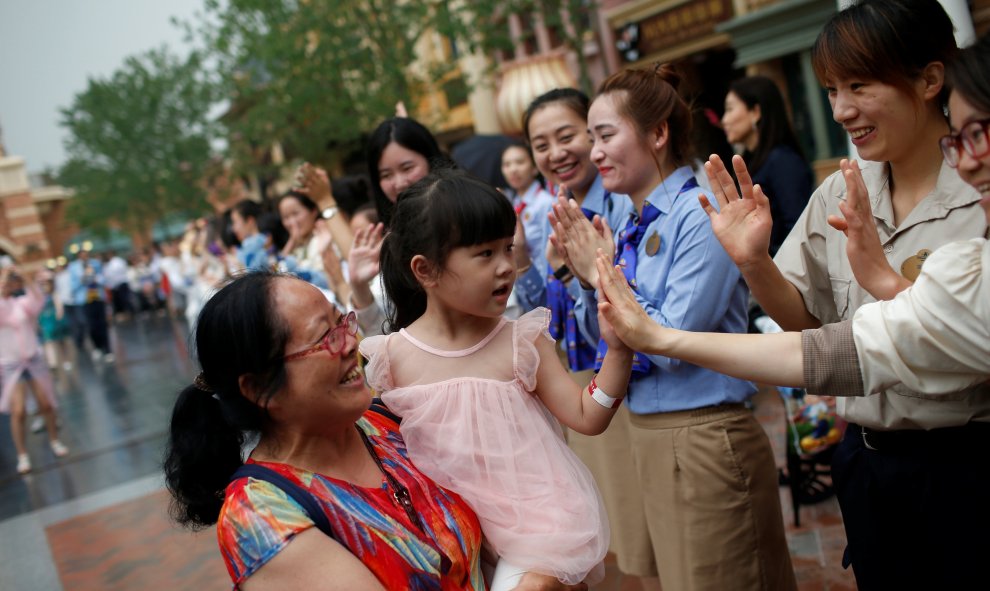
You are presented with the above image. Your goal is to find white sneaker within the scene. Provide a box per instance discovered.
[90,349,101,361]
[103,353,115,363]
[17,454,31,474]
[30,416,45,433]
[62,361,73,371]
[50,440,69,458]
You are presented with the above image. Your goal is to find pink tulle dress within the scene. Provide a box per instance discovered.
[360,308,608,585]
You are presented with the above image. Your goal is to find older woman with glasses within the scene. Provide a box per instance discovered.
[164,271,585,591]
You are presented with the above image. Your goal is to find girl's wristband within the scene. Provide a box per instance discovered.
[587,375,623,409]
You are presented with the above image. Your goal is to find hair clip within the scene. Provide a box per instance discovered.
[194,372,214,394]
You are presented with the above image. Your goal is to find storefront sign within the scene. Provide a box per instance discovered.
[616,0,734,62]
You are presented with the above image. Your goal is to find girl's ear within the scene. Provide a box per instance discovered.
[410,254,437,287]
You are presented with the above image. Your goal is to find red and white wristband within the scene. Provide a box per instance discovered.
[587,376,623,409]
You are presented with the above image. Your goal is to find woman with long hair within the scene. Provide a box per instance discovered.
[722,76,813,254]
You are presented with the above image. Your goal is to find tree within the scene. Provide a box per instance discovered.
[58,48,218,240]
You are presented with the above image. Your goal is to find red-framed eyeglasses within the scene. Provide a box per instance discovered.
[940,118,990,168]
[283,311,358,362]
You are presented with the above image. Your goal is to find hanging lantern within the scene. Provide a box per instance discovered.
[495,54,577,135]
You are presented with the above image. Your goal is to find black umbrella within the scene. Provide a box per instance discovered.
[450,134,517,189]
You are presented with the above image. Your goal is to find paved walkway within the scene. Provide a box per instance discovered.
[0,316,856,590]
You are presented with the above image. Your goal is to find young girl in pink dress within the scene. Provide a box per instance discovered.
[360,168,634,590]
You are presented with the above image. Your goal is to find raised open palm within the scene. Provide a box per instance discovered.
[699,154,773,267]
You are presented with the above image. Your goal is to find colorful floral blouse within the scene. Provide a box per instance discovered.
[217,408,485,590]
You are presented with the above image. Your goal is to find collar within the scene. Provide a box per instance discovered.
[644,165,696,215]
[860,160,981,236]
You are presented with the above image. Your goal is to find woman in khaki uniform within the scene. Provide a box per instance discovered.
[700,1,989,588]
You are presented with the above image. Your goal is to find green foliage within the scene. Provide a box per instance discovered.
[189,0,596,168]
[58,48,218,238]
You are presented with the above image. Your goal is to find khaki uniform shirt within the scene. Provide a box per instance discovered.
[775,160,989,429]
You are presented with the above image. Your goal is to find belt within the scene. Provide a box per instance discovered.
[859,422,990,452]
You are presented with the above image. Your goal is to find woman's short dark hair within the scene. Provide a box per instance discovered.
[812,0,958,107]
[946,34,990,115]
[380,168,516,331]
[522,88,591,144]
[164,270,291,529]
[366,117,444,226]
[728,76,804,172]
[231,199,263,223]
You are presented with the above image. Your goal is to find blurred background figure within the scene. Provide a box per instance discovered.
[67,246,113,363]
[722,75,813,256]
[0,265,70,475]
[37,269,72,372]
[103,250,133,322]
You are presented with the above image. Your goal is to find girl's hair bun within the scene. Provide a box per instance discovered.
[653,62,681,91]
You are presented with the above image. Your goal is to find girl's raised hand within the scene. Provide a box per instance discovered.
[699,154,773,268]
[827,159,911,300]
[595,252,663,354]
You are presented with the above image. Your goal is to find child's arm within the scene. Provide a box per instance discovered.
[533,298,634,436]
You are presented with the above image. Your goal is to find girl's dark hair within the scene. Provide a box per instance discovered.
[366,117,444,227]
[278,189,318,214]
[380,168,516,331]
[812,0,958,108]
[522,88,591,143]
[597,64,694,169]
[946,34,990,115]
[729,76,804,172]
[164,270,292,529]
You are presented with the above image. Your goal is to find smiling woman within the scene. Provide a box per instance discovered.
[552,65,795,591]
[162,271,487,590]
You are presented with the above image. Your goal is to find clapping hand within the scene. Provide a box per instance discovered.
[699,154,773,269]
[548,185,614,288]
[296,163,333,207]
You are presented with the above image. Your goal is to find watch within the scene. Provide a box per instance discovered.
[321,206,338,220]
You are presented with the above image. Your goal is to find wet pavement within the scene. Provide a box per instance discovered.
[0,314,855,590]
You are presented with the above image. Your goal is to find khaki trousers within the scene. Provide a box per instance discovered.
[628,405,796,590]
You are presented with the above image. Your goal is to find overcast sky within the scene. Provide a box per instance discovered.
[0,0,205,175]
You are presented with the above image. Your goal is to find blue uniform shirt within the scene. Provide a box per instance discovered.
[574,166,756,414]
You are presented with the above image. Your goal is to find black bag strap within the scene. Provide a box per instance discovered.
[230,464,336,540]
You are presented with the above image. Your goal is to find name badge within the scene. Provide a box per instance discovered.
[900,249,931,282]
[645,232,660,257]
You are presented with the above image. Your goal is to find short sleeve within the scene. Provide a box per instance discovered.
[217,478,315,585]
[512,307,554,391]
[359,334,394,393]
[773,172,843,324]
